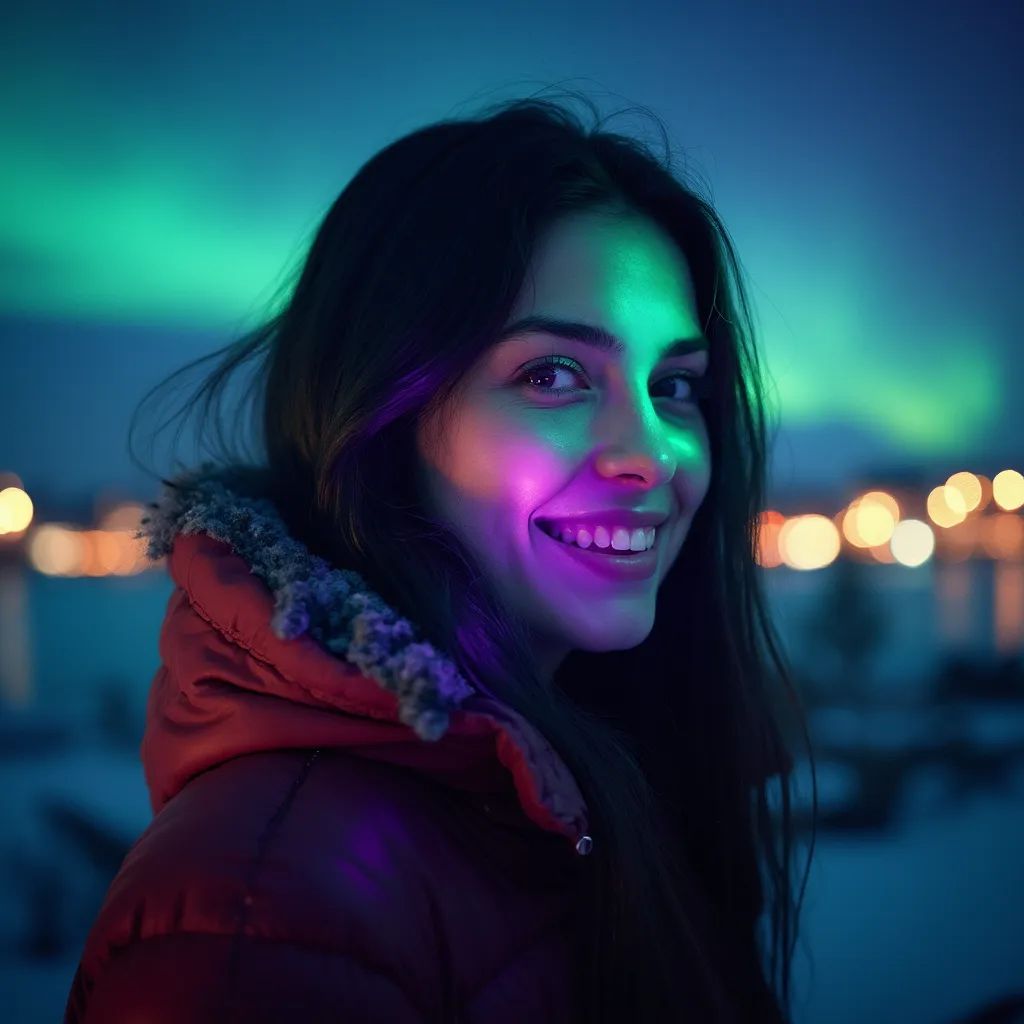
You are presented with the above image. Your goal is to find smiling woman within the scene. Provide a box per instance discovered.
[65,91,815,1024]
[415,209,715,684]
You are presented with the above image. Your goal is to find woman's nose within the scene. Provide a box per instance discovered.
[593,442,677,489]
[591,407,680,487]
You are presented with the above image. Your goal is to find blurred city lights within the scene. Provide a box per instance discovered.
[890,519,935,567]
[9,463,1023,581]
[934,517,981,562]
[867,541,896,565]
[994,562,1024,653]
[98,501,147,532]
[0,486,34,535]
[945,471,983,513]
[778,514,841,570]
[981,513,1024,561]
[860,490,901,521]
[27,525,85,575]
[840,503,868,548]
[859,507,895,547]
[992,469,1024,511]
[927,485,968,527]
[755,509,785,568]
[972,474,994,512]
[841,491,900,548]
[26,523,149,577]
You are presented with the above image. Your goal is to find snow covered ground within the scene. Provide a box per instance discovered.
[790,757,1024,1024]
[0,737,151,1023]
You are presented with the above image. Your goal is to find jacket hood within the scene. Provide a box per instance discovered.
[138,466,593,856]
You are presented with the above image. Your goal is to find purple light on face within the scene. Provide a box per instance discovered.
[534,521,660,584]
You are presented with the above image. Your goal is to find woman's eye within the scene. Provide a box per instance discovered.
[516,358,709,404]
[653,372,709,402]
[518,359,582,393]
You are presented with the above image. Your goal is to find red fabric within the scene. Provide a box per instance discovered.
[64,533,591,1023]
[144,534,591,844]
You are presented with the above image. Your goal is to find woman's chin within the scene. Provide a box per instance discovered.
[545,604,656,655]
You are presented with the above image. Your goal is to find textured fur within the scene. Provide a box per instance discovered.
[138,465,475,742]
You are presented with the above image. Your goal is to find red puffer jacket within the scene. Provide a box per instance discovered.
[63,471,596,1023]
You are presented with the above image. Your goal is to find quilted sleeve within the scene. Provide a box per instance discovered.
[65,930,428,1024]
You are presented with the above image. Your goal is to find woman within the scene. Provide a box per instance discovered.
[65,93,815,1023]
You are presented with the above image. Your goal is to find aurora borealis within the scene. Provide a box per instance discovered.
[2,0,1020,496]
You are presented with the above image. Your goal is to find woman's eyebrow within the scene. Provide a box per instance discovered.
[497,315,708,359]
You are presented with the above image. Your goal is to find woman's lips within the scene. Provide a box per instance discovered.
[536,521,653,554]
[534,522,660,582]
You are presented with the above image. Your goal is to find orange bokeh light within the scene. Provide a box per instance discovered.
[756,509,785,568]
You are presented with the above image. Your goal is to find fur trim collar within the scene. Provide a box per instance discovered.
[139,464,475,743]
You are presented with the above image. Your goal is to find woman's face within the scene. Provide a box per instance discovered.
[415,209,712,682]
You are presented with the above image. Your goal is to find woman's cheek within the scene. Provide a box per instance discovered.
[684,429,714,508]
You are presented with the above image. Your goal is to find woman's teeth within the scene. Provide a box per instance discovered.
[553,524,656,552]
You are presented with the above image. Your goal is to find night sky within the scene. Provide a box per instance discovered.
[2,0,1021,505]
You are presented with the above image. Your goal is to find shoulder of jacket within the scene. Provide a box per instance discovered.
[65,925,430,1023]
[72,749,453,1020]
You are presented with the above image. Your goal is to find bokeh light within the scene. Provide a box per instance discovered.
[890,519,935,567]
[992,469,1024,511]
[858,510,894,548]
[841,491,900,548]
[843,505,868,552]
[867,542,896,565]
[860,490,901,521]
[859,494,898,546]
[98,501,147,532]
[934,517,981,562]
[981,513,1024,561]
[26,523,150,576]
[83,531,121,576]
[27,525,85,575]
[945,471,983,513]
[778,514,841,570]
[755,509,785,568]
[0,486,34,535]
[973,474,994,513]
[927,485,967,528]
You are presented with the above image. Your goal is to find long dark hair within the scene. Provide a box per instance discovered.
[131,90,817,1023]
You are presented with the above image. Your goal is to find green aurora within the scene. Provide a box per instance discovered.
[1,6,1010,464]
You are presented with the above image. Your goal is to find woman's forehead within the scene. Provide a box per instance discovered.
[512,211,701,344]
